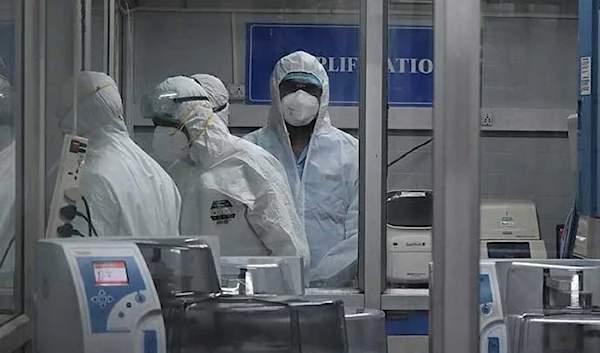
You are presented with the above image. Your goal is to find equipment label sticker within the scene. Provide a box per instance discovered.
[581,56,591,96]
[210,200,236,225]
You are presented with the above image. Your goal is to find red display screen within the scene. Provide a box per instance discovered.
[92,261,129,286]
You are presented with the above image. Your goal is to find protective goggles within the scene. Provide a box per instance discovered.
[141,90,211,124]
[151,117,190,141]
[279,77,322,99]
[188,76,228,114]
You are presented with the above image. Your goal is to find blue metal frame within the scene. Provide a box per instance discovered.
[578,0,599,216]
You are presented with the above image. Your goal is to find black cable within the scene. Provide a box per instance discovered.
[0,237,15,269]
[387,138,433,168]
[75,212,98,237]
[81,196,98,237]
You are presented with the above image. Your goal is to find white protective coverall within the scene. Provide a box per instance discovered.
[244,51,359,287]
[191,74,230,126]
[149,76,309,264]
[56,71,181,237]
[0,76,14,287]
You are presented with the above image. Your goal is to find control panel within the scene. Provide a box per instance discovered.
[76,256,150,333]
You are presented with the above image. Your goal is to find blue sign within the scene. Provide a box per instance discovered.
[246,24,433,107]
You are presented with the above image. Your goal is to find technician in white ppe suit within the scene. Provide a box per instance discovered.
[0,75,15,287]
[146,76,309,264]
[245,51,359,287]
[56,71,181,237]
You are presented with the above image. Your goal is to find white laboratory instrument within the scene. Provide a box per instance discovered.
[34,238,355,353]
[387,192,547,285]
[220,256,305,295]
[386,190,432,284]
[46,135,88,238]
[35,238,167,353]
[480,200,547,260]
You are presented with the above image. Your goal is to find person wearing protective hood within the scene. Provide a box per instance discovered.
[55,71,182,237]
[146,76,309,264]
[191,74,231,126]
[245,51,359,287]
[0,74,15,287]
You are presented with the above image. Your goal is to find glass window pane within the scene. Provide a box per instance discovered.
[479,2,578,352]
[90,0,106,72]
[384,4,433,351]
[480,0,576,261]
[386,0,433,290]
[46,1,362,292]
[127,1,360,289]
[0,0,18,325]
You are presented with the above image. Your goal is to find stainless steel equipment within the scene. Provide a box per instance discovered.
[136,240,221,297]
[220,256,305,296]
[345,308,387,353]
[35,237,350,353]
[478,259,600,353]
[506,261,600,353]
[163,295,347,353]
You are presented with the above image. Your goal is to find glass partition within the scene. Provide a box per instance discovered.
[480,0,577,261]
[90,0,106,72]
[386,0,433,290]
[126,0,362,290]
[0,0,19,326]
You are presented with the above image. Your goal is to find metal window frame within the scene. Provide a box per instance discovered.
[0,0,45,349]
[359,0,388,309]
[430,1,481,353]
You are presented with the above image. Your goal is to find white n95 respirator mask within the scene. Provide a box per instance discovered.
[152,126,189,164]
[281,90,319,127]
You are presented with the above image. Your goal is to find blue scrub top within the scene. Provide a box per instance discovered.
[296,145,308,178]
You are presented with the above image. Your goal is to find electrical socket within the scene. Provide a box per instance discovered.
[481,112,493,127]
[46,135,88,238]
[228,83,246,101]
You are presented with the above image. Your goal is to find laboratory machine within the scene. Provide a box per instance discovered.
[478,259,600,353]
[386,190,433,284]
[387,190,547,285]
[35,237,380,353]
[480,200,548,260]
[220,256,305,296]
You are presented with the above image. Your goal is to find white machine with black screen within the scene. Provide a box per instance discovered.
[35,239,166,353]
[480,200,547,260]
[387,192,547,285]
[386,190,432,284]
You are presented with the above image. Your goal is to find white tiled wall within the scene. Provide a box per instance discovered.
[482,17,577,111]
